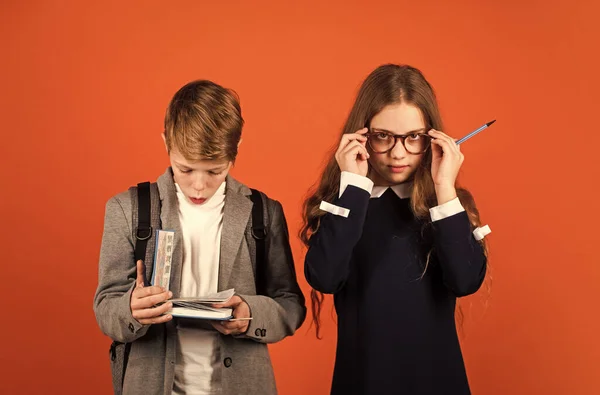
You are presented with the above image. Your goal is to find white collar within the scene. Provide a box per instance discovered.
[371,183,412,199]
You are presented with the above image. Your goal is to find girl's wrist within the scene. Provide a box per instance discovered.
[434,184,457,205]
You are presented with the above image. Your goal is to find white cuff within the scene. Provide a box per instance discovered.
[429,197,465,222]
[473,225,491,241]
[319,201,350,218]
[339,171,374,198]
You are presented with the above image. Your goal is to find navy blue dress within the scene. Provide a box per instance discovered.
[304,186,486,395]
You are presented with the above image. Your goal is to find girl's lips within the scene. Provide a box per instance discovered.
[389,165,409,173]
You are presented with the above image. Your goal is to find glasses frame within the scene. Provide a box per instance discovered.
[365,128,432,154]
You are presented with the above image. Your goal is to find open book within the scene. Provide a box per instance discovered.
[151,230,235,320]
[169,289,235,320]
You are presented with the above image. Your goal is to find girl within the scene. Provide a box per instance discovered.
[301,64,489,395]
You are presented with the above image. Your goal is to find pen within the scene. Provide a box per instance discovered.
[456,120,496,145]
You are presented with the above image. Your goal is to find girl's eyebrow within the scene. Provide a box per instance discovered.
[370,127,427,136]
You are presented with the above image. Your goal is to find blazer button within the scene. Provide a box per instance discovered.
[261,329,266,337]
[223,357,232,368]
[255,328,262,337]
[128,323,135,333]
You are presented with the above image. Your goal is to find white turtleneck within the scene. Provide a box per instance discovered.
[172,180,226,395]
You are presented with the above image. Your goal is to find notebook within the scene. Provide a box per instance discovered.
[152,230,234,320]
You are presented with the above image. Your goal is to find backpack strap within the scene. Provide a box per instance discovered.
[134,182,152,285]
[249,189,268,295]
[112,182,160,392]
[131,182,161,286]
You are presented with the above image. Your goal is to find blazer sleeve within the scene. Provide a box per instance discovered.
[93,195,150,343]
[237,200,307,344]
[303,185,371,294]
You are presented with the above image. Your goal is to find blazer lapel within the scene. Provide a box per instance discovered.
[156,168,184,297]
[218,175,252,291]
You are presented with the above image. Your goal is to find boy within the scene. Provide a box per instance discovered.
[93,80,306,395]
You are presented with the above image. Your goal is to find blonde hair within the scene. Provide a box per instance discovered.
[164,80,243,161]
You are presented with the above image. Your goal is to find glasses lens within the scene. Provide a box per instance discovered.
[369,132,394,153]
[404,134,430,154]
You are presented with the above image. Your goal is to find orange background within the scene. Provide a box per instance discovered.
[1,1,599,394]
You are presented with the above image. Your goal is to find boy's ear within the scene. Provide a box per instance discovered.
[161,132,169,153]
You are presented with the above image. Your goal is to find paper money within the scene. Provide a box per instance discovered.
[152,230,175,291]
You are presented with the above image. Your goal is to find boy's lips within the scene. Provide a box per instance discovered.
[190,197,207,204]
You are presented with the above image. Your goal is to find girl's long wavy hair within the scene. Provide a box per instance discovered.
[299,64,490,338]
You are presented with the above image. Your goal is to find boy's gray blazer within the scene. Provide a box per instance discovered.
[93,168,306,395]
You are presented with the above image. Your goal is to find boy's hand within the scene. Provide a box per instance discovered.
[211,295,251,335]
[130,260,173,325]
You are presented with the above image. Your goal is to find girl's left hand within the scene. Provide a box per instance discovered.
[429,129,464,189]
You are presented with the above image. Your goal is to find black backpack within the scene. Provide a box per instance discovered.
[108,182,268,394]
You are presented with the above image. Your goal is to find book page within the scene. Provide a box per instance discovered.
[171,288,235,304]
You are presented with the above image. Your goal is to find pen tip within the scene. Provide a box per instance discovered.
[486,120,496,126]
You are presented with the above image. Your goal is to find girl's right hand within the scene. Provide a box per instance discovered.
[334,128,370,177]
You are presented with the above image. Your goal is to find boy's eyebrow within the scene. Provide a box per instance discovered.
[174,160,228,171]
[173,161,192,170]
[208,165,228,172]
[370,127,427,135]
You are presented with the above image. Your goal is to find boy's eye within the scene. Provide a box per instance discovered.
[179,168,192,174]
[209,171,223,176]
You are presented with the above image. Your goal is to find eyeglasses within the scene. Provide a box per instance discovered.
[365,128,432,154]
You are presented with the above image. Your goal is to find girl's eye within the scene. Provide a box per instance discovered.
[376,133,389,140]
[407,134,421,141]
